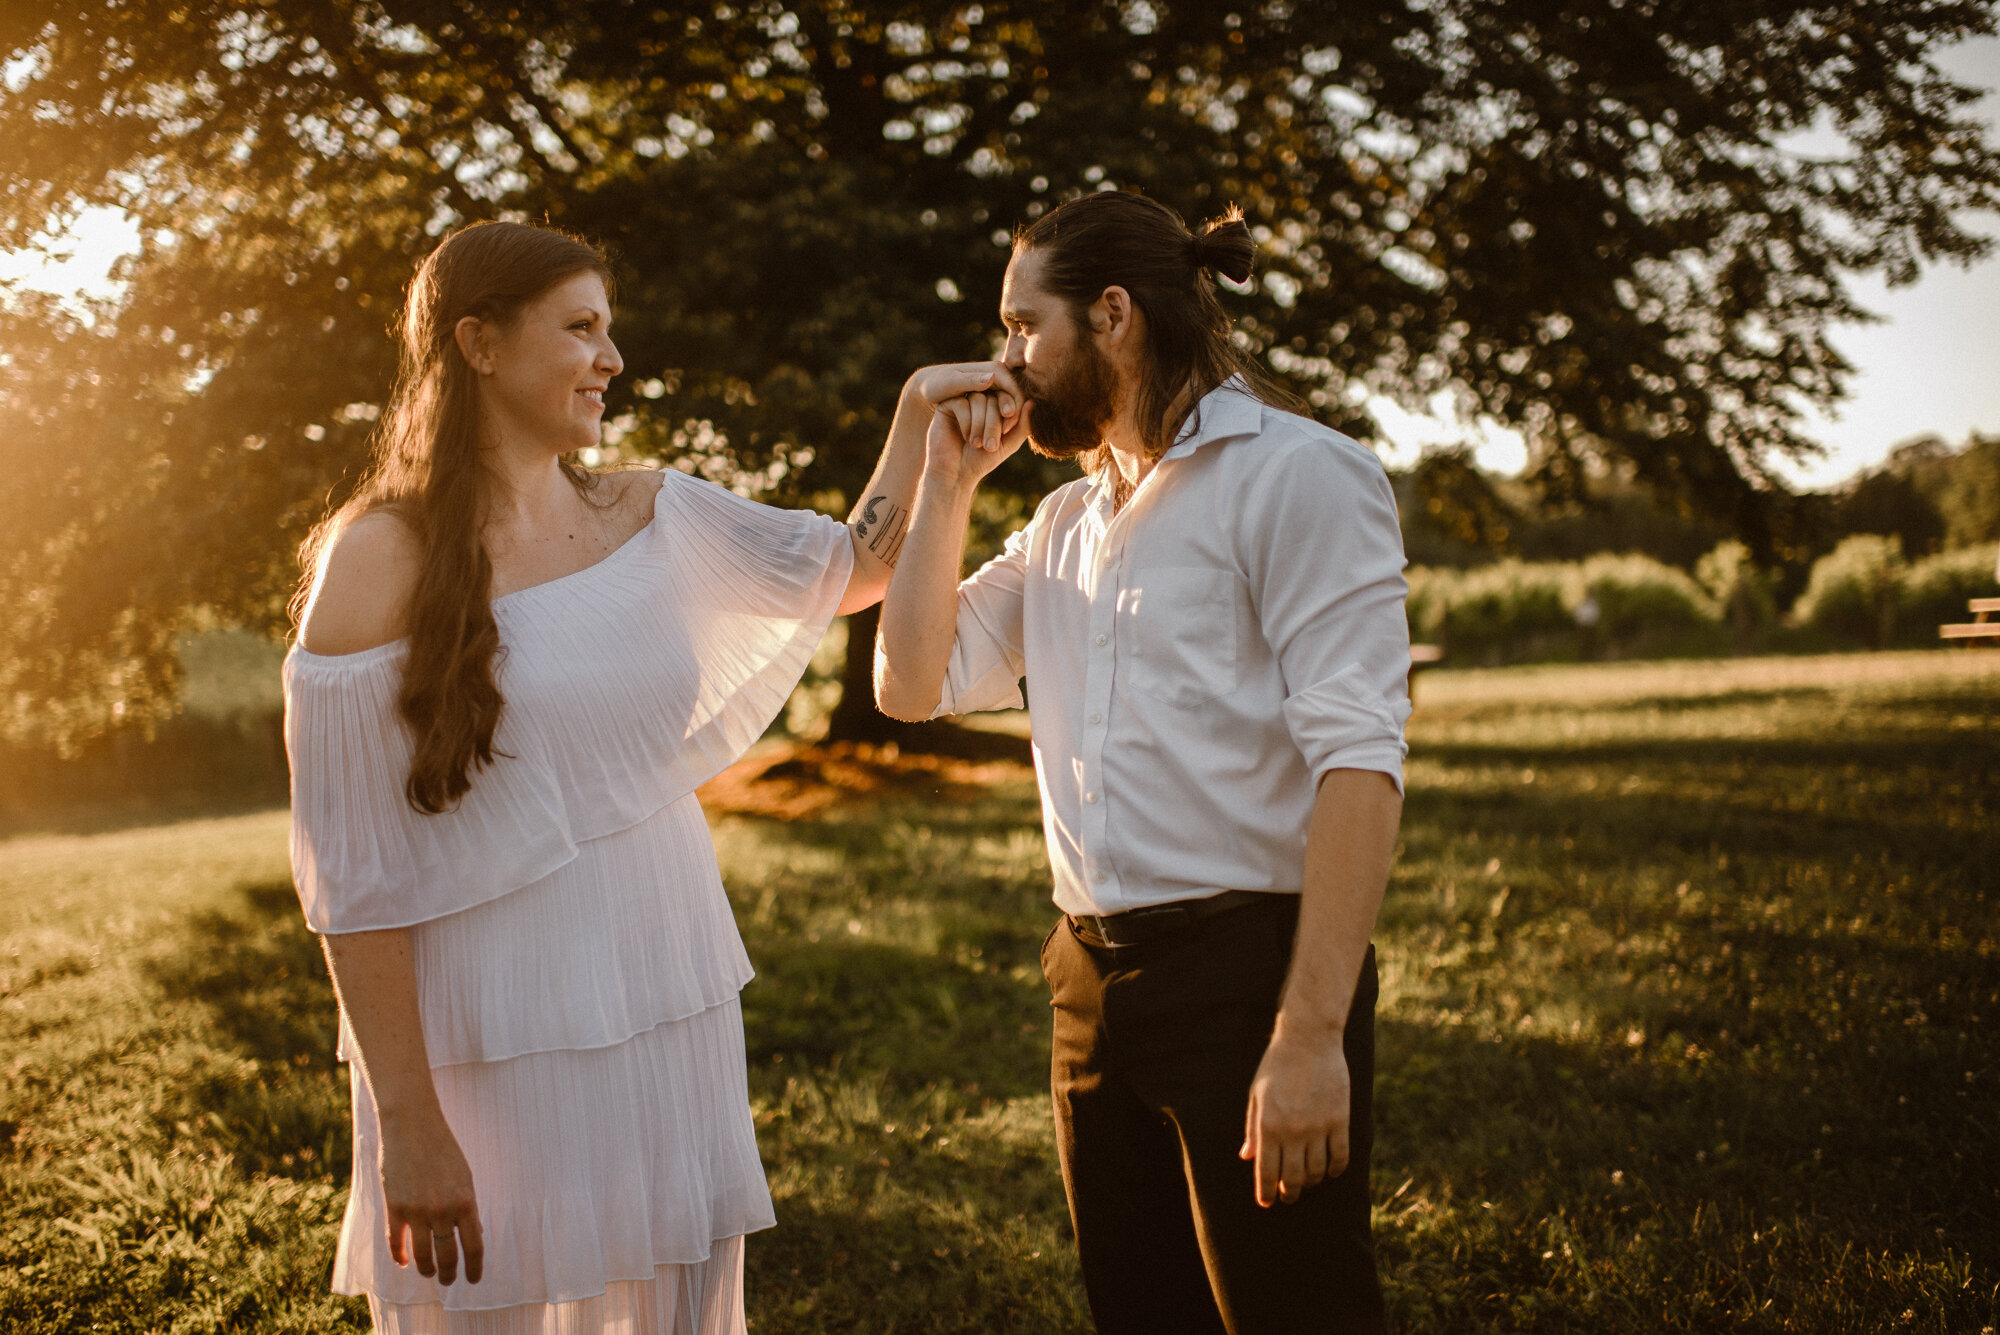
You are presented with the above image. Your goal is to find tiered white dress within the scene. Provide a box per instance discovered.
[283,470,853,1335]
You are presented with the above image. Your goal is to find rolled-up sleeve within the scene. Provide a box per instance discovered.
[1240,435,1412,791]
[925,525,1031,718]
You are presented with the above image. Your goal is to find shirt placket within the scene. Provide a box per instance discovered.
[1075,483,1124,910]
[1078,473,1167,912]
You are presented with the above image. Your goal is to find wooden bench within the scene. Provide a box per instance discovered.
[1940,597,2000,645]
[1408,643,1445,700]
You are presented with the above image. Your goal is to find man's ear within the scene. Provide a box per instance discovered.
[1093,285,1138,348]
[453,315,493,375]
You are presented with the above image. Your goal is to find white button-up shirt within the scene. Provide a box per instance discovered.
[931,378,1413,917]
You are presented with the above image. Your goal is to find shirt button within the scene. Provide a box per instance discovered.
[1094,632,1108,646]
[1084,791,1098,805]
[1088,711,1102,725]
[1094,869,1108,883]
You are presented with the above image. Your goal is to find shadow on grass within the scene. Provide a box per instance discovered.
[739,936,1050,1103]
[143,879,351,1180]
[1408,730,1998,881]
[747,1194,1086,1335]
[1379,706,2000,1328]
[1372,1004,1999,1331]
[725,782,1055,1104]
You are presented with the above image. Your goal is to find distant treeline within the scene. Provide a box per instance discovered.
[1397,432,1999,664]
[3,437,1993,830]
[0,631,289,835]
[1398,432,1998,590]
[1408,543,1992,666]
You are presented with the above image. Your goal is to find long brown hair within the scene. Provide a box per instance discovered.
[1013,192,1302,471]
[295,220,614,814]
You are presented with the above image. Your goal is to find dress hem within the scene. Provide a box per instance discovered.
[409,973,757,1070]
[335,1219,775,1313]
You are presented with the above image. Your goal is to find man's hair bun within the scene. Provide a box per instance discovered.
[1192,208,1255,285]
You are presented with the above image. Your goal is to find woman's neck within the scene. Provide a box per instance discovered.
[480,439,581,536]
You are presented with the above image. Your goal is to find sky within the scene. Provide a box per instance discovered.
[1370,34,2000,490]
[1777,36,2000,489]
[3,36,1995,494]
[0,204,141,307]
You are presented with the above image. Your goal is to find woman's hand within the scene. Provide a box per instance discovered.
[907,360,1023,421]
[317,929,484,1285]
[379,1108,485,1286]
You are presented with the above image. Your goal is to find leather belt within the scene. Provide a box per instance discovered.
[1066,890,1282,949]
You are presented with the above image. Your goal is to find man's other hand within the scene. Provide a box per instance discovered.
[1239,1022,1351,1207]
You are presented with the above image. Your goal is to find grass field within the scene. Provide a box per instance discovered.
[1,650,1995,1332]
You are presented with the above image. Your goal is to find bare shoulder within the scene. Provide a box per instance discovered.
[603,465,668,517]
[583,466,668,545]
[298,508,422,656]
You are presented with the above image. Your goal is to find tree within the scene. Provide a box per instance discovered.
[1839,462,1947,557]
[1880,431,2000,551]
[4,0,1996,743]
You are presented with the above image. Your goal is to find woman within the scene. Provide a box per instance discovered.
[285,219,1014,1333]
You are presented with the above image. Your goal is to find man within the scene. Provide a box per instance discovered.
[876,191,1410,1334]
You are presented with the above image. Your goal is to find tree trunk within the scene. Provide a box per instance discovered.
[823,603,931,745]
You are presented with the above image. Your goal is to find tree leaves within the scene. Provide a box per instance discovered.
[2,0,1995,739]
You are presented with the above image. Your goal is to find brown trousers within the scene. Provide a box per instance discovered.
[1041,895,1387,1334]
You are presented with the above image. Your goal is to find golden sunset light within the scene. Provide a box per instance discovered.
[3,8,1996,1332]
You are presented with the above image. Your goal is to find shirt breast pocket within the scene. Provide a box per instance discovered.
[1124,566,1242,709]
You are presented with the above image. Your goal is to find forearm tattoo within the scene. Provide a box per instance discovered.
[855,494,909,567]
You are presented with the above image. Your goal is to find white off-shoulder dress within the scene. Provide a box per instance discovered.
[283,470,853,1335]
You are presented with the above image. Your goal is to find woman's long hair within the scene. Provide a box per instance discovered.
[294,220,614,814]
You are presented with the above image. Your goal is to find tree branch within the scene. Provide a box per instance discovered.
[449,0,597,175]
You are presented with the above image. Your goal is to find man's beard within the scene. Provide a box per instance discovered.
[1023,334,1119,460]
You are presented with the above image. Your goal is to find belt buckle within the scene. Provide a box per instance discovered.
[1096,912,1145,949]
[1068,912,1121,948]
[1085,903,1187,948]
[1071,913,1118,948]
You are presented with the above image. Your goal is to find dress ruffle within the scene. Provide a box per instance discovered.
[335,997,773,1313]
[283,638,579,936]
[405,796,754,1068]
[285,470,851,938]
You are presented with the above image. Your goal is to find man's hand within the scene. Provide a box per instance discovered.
[929,389,1029,488]
[1241,769,1398,1208]
[1239,1021,1351,1207]
[842,361,1027,610]
[906,361,1028,488]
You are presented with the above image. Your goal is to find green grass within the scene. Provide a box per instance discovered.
[1,650,1995,1332]
[0,813,353,1332]
[1382,652,1998,1331]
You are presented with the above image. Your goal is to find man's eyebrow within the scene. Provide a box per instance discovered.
[1001,303,1037,324]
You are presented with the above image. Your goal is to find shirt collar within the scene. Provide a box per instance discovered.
[1083,470,1116,529]
[1080,375,1264,520]
[1160,374,1264,462]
